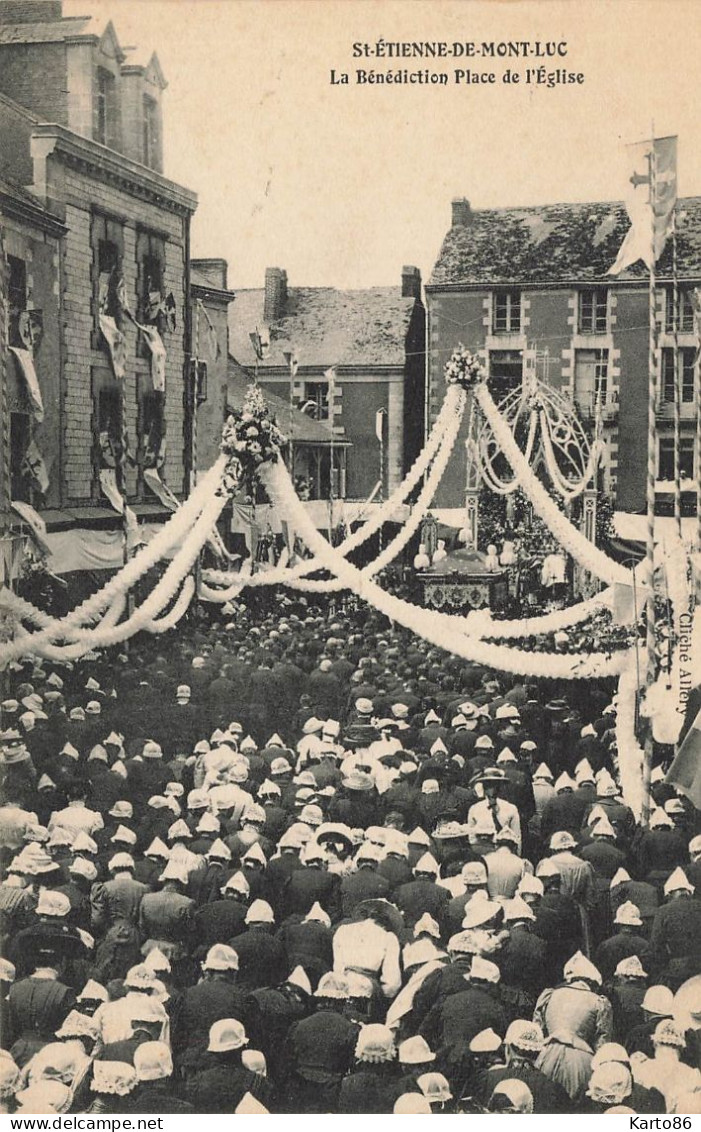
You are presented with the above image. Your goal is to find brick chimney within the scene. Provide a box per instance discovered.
[451,198,472,227]
[0,1,63,22]
[401,265,422,300]
[263,267,287,323]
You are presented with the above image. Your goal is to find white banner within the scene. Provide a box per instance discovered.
[9,347,44,421]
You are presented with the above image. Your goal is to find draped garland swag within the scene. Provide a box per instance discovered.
[1,348,656,684]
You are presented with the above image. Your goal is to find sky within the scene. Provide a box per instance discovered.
[65,0,701,292]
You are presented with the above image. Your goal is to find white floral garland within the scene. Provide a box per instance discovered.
[20,486,228,660]
[615,652,646,820]
[473,413,538,496]
[142,576,196,634]
[474,384,628,586]
[1,458,226,661]
[280,388,466,594]
[2,589,126,635]
[201,384,463,597]
[539,410,603,502]
[660,532,691,644]
[459,588,613,639]
[263,459,631,681]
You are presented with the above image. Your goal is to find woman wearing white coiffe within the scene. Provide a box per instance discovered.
[632,1019,701,1112]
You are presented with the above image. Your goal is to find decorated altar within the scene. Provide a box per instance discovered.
[416,547,509,611]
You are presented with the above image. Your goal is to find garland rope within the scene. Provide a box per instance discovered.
[271,387,466,594]
[473,382,628,586]
[615,653,646,820]
[459,588,613,640]
[0,457,226,661]
[142,576,196,634]
[16,485,228,660]
[202,383,462,595]
[539,410,603,503]
[263,458,632,681]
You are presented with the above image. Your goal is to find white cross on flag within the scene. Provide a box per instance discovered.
[609,135,677,275]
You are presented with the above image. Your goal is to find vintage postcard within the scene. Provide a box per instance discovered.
[0,0,699,1119]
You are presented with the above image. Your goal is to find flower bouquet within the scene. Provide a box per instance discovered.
[220,383,286,494]
[444,343,486,390]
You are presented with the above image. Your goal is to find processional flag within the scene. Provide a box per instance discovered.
[608,136,677,275]
[666,705,701,809]
[283,348,299,377]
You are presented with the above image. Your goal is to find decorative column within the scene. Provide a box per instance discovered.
[464,434,480,549]
[581,488,597,542]
[464,488,479,550]
[576,487,598,596]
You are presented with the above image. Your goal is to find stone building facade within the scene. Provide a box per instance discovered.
[0,0,205,585]
[426,196,701,523]
[228,266,426,504]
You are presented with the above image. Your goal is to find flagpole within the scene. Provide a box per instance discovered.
[328,374,335,538]
[671,210,682,538]
[119,280,129,576]
[697,312,701,552]
[288,362,294,476]
[192,300,202,603]
[642,136,658,828]
[0,214,13,704]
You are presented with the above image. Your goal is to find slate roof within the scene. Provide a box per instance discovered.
[227,360,346,446]
[228,286,417,369]
[0,173,65,230]
[430,197,701,286]
[0,16,96,43]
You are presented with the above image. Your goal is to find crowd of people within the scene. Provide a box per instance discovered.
[0,595,700,1115]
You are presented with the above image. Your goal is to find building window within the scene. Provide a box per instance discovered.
[140,389,165,472]
[302,382,330,420]
[142,95,160,169]
[135,230,165,327]
[578,288,608,334]
[95,67,117,148]
[493,290,521,334]
[10,412,31,502]
[661,347,696,404]
[95,385,123,491]
[194,360,208,404]
[300,447,343,501]
[91,213,124,347]
[488,350,523,399]
[658,435,694,482]
[664,286,696,333]
[7,255,27,348]
[574,349,609,417]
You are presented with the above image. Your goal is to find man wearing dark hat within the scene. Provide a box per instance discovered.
[10,890,89,980]
[467,768,522,853]
[251,967,313,1086]
[6,959,76,1067]
[0,732,36,810]
[282,972,359,1114]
